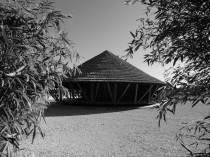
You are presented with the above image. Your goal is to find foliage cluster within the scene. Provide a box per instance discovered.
[0,0,79,156]
[125,0,210,156]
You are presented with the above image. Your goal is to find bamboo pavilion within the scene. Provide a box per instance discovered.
[62,50,165,106]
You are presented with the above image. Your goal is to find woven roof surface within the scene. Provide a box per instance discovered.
[66,50,165,84]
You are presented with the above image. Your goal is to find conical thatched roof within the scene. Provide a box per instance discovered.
[66,50,165,84]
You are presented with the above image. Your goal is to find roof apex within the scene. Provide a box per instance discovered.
[99,50,115,56]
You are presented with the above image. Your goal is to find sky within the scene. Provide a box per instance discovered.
[53,0,169,81]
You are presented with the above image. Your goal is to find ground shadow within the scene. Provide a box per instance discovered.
[45,102,140,117]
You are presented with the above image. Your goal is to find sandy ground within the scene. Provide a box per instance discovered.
[19,102,210,157]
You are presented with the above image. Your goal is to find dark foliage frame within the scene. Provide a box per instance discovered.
[125,0,210,156]
[0,0,79,156]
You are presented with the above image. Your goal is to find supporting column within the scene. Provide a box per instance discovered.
[134,83,139,104]
[118,83,130,103]
[107,82,113,103]
[91,82,95,104]
[148,84,152,104]
[76,82,90,102]
[68,83,72,100]
[59,82,63,102]
[114,83,117,105]
[151,85,159,101]
[137,85,154,104]
[72,83,75,101]
[94,82,99,102]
